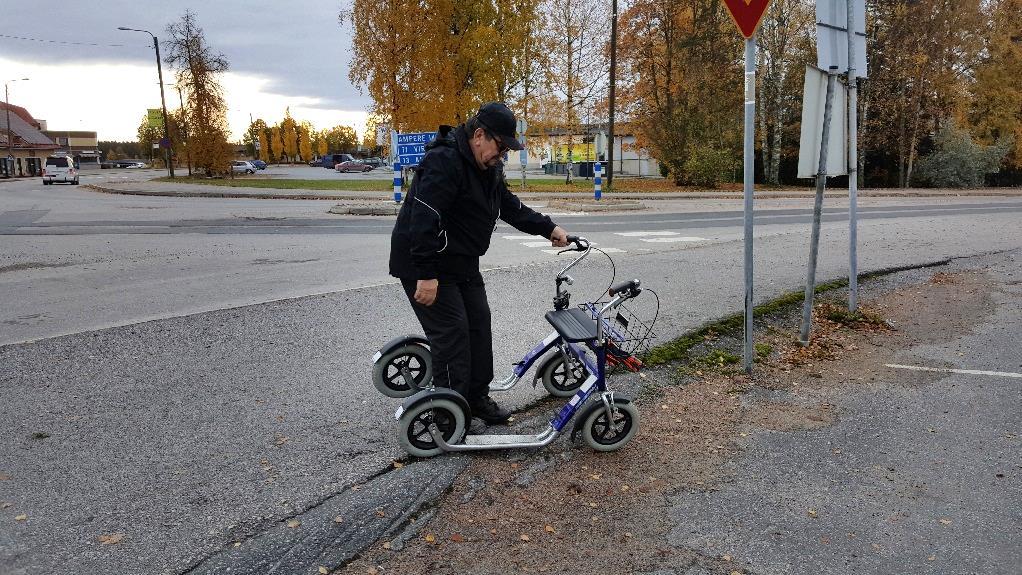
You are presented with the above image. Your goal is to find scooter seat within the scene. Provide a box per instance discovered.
[545,308,599,343]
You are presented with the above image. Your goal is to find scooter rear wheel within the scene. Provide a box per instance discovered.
[538,353,590,398]
[372,343,432,398]
[397,398,466,457]
[581,399,639,452]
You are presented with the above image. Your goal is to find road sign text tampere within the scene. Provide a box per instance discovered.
[396,132,436,167]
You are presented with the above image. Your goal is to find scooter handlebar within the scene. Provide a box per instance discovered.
[608,279,641,297]
[565,235,589,251]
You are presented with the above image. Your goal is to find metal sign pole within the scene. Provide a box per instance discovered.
[846,0,859,312]
[800,66,838,345]
[743,37,757,374]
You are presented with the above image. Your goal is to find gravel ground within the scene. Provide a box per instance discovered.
[332,250,1020,575]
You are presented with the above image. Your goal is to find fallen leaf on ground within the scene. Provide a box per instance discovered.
[274,436,289,446]
[286,519,300,528]
[319,567,328,574]
[424,533,436,544]
[382,541,391,550]
[392,461,403,469]
[368,567,379,575]
[520,534,530,541]
[939,518,952,525]
[333,516,343,523]
[722,554,732,561]
[98,533,124,545]
[14,514,27,521]
[0,474,10,481]
[807,508,818,518]
[544,525,555,533]
[375,509,386,517]
[451,533,465,542]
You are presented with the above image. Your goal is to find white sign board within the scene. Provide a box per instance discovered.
[816,0,867,78]
[798,65,848,178]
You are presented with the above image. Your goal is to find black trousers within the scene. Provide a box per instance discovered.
[400,272,493,403]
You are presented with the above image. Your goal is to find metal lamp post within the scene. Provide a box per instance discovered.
[4,78,29,178]
[117,26,174,178]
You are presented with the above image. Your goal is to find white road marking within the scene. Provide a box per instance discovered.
[614,231,679,237]
[522,241,555,247]
[502,235,538,240]
[639,236,708,243]
[885,364,1022,379]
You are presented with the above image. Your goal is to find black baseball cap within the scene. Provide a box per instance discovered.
[475,102,524,151]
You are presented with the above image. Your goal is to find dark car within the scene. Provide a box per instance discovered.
[250,160,267,170]
[362,157,386,168]
[335,160,373,173]
[319,153,355,168]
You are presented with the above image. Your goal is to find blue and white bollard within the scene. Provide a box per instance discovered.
[594,162,602,201]
[393,162,402,203]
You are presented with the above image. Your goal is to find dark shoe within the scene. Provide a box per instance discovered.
[470,396,512,424]
[467,418,488,435]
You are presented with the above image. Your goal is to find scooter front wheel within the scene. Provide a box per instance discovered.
[581,399,639,452]
[397,398,466,457]
[373,343,432,398]
[538,353,590,398]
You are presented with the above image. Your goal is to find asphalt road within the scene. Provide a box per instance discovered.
[1,175,1021,574]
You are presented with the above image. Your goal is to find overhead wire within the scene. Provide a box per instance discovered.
[0,33,145,49]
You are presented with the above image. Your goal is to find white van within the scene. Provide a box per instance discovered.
[42,155,79,185]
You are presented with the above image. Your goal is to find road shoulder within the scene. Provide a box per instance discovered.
[335,250,1021,575]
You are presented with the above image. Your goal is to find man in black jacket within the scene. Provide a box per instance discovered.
[389,102,569,424]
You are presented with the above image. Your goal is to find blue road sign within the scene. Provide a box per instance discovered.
[396,132,436,167]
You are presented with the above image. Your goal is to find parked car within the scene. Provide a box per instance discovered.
[335,160,373,173]
[103,159,146,169]
[42,155,79,185]
[362,157,386,168]
[319,153,355,168]
[250,159,267,170]
[231,160,256,174]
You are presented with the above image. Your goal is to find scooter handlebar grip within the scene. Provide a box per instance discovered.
[608,279,640,297]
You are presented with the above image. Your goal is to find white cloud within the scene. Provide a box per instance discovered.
[0,57,366,143]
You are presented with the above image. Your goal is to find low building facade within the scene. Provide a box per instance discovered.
[0,102,60,177]
[42,129,101,170]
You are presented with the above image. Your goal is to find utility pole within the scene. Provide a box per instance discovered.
[174,84,192,176]
[118,27,174,178]
[4,78,29,178]
[606,0,618,190]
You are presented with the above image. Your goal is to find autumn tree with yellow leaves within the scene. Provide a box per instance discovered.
[164,10,232,176]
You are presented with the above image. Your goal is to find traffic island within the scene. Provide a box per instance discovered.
[546,199,646,212]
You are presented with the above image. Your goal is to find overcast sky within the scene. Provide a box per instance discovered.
[1,1,369,141]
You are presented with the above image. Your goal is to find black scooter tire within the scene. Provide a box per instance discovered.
[372,343,432,398]
[397,398,466,457]
[537,353,590,398]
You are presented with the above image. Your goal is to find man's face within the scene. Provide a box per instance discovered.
[471,128,507,170]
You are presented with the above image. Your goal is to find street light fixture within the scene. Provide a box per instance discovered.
[117,26,174,178]
[4,77,29,178]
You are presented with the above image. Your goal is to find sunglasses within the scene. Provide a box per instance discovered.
[479,122,510,154]
[490,132,510,154]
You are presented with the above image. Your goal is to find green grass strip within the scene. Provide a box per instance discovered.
[643,278,849,366]
[152,177,390,191]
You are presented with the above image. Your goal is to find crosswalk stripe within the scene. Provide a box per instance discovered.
[640,236,707,243]
[502,235,538,240]
[614,231,679,237]
[521,241,554,247]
